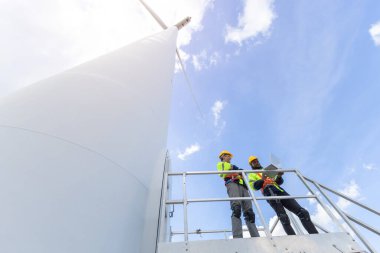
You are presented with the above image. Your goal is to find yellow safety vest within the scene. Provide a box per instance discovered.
[248,171,283,192]
[216,162,244,185]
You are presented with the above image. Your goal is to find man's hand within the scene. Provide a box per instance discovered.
[262,177,275,189]
[230,173,241,180]
[231,165,243,179]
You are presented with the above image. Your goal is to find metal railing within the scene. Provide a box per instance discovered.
[170,217,280,240]
[304,176,380,253]
[158,169,380,253]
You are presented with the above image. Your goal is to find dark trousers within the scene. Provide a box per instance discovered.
[263,185,318,235]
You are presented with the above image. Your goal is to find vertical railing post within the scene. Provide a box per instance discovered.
[270,217,279,234]
[158,171,169,242]
[156,152,170,253]
[169,226,173,242]
[241,171,271,238]
[294,170,346,232]
[163,169,379,251]
[182,172,189,242]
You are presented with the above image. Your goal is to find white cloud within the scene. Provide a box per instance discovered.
[241,224,275,238]
[175,48,190,72]
[310,203,337,231]
[191,50,221,71]
[147,0,215,48]
[363,163,377,171]
[211,100,227,136]
[0,0,213,96]
[337,180,360,210]
[308,180,361,233]
[240,216,286,238]
[225,0,276,45]
[147,0,214,70]
[242,225,250,238]
[209,52,221,67]
[369,21,380,46]
[211,100,226,127]
[268,215,286,236]
[192,50,208,71]
[177,143,201,160]
[306,191,318,205]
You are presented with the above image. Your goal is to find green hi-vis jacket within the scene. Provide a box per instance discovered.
[248,171,284,192]
[216,162,244,185]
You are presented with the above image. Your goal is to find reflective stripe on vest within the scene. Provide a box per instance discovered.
[217,162,244,185]
[248,171,283,192]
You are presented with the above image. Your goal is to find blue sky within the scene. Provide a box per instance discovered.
[1,0,379,251]
[166,0,380,250]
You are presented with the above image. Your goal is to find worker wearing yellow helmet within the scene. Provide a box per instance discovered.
[217,150,259,238]
[248,155,318,235]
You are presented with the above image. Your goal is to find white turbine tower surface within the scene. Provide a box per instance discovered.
[0,27,178,253]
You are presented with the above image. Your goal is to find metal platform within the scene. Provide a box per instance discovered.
[156,168,379,252]
[158,232,364,253]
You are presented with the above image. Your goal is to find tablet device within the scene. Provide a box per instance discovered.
[262,164,278,179]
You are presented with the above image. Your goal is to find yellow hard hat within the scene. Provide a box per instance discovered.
[248,155,258,165]
[219,150,233,158]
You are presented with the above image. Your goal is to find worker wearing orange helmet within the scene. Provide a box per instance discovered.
[217,150,259,238]
[247,155,318,235]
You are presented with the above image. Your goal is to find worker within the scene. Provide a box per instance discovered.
[217,150,260,238]
[247,155,318,235]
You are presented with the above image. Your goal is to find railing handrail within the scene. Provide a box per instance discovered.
[162,169,379,253]
[165,170,332,238]
[167,169,296,176]
[343,211,380,236]
[304,176,380,216]
[166,195,316,204]
[302,176,378,253]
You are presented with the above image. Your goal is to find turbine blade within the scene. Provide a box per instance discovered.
[139,0,168,29]
[138,1,202,117]
[176,49,204,119]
